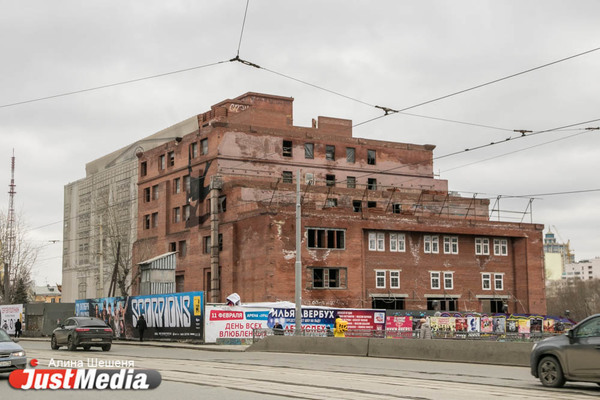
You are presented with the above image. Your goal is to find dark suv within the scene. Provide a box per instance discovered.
[531,313,600,387]
[51,317,113,351]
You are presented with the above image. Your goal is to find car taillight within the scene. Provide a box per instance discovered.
[104,328,113,332]
[75,328,90,332]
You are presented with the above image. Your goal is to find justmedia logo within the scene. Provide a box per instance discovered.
[9,365,162,390]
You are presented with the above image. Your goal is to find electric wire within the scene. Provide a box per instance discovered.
[236,0,251,57]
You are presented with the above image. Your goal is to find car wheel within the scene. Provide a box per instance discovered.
[538,356,566,388]
[83,345,91,351]
[102,344,111,352]
[67,336,77,351]
[51,335,59,350]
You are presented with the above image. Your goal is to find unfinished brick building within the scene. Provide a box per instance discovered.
[132,92,547,315]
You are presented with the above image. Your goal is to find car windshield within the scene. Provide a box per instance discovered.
[0,329,12,342]
[79,319,109,328]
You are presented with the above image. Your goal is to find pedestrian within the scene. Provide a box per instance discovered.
[136,315,147,342]
[273,322,284,335]
[419,318,432,339]
[14,319,22,338]
[326,326,334,337]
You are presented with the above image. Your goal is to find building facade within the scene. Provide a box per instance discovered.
[62,118,198,302]
[543,229,575,282]
[563,258,600,281]
[132,92,547,315]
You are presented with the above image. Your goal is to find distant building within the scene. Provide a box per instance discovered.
[563,258,600,281]
[62,118,198,302]
[33,284,62,303]
[543,229,574,281]
[132,92,547,315]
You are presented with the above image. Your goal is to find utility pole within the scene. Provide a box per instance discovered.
[294,169,302,335]
[210,175,223,303]
[3,151,16,303]
[98,221,104,298]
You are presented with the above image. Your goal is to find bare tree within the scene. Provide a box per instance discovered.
[0,210,38,304]
[546,279,600,321]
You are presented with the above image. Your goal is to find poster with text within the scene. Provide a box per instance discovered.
[205,305,270,343]
[0,304,23,335]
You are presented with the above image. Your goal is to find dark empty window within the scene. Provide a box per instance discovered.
[368,178,377,190]
[368,201,377,208]
[346,147,355,163]
[204,234,223,253]
[427,299,457,311]
[283,140,293,157]
[372,298,405,311]
[305,143,314,159]
[326,174,335,187]
[282,171,293,183]
[311,267,347,289]
[326,145,335,161]
[201,139,208,155]
[393,203,402,214]
[169,242,177,252]
[141,162,147,177]
[353,200,362,212]
[367,150,376,165]
[168,151,175,167]
[307,228,345,249]
[144,187,151,202]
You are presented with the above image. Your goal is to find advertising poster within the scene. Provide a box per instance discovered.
[268,307,337,333]
[430,317,456,333]
[518,318,530,333]
[480,316,493,333]
[543,318,555,333]
[455,317,468,332]
[530,318,543,333]
[337,309,386,337]
[0,304,23,335]
[506,319,519,333]
[467,316,480,333]
[386,316,413,338]
[493,316,506,333]
[205,305,270,343]
[76,291,204,340]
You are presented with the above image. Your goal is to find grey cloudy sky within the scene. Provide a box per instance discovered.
[1,1,599,285]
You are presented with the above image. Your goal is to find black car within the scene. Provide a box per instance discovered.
[530,313,600,387]
[51,317,113,351]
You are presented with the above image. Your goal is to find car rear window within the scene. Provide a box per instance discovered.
[79,319,109,327]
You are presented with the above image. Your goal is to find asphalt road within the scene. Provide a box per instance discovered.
[1,339,599,399]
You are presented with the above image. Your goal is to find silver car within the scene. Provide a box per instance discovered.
[530,313,600,387]
[0,328,26,373]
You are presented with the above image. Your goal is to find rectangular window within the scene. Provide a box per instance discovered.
[326,174,336,187]
[389,233,406,252]
[151,212,158,228]
[353,200,362,213]
[346,147,355,163]
[168,151,175,167]
[390,270,400,289]
[494,239,508,256]
[141,162,147,177]
[325,198,338,208]
[444,272,454,290]
[179,241,187,257]
[307,228,345,249]
[152,184,159,200]
[173,207,181,223]
[304,143,314,159]
[367,178,377,190]
[430,272,440,290]
[392,203,402,214]
[347,176,356,189]
[191,142,198,158]
[326,145,335,161]
[312,267,347,289]
[367,201,377,209]
[204,234,223,253]
[169,242,177,252]
[494,274,504,290]
[173,178,181,194]
[282,171,293,184]
[283,140,293,157]
[367,149,376,165]
[183,205,190,221]
[144,215,150,230]
[444,236,459,254]
[201,138,208,155]
[183,175,191,192]
[305,173,314,185]
[369,232,385,251]
[376,270,386,288]
[218,195,227,212]
[159,155,166,170]
[482,273,491,290]
[377,232,385,251]
[144,187,151,202]
[424,235,439,254]
[475,238,490,255]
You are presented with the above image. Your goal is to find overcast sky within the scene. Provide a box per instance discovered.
[1,1,599,286]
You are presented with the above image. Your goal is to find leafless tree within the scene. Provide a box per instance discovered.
[546,279,600,321]
[0,210,38,304]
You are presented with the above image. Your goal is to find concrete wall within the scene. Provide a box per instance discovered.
[248,336,534,367]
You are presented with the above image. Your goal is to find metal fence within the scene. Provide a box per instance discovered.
[252,328,557,343]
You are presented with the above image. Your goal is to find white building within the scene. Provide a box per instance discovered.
[563,257,600,281]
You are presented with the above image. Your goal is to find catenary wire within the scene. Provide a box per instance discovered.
[236,0,251,57]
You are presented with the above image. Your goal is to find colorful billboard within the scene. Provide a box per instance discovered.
[75,291,204,340]
[0,304,23,335]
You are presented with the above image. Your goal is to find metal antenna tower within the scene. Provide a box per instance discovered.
[3,150,16,301]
